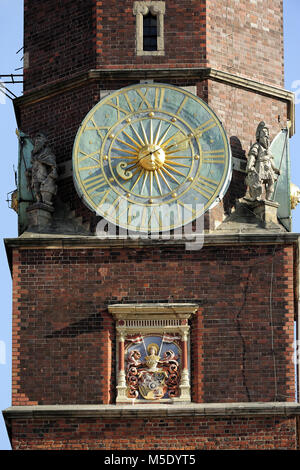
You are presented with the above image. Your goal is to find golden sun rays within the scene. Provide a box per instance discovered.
[111,119,192,197]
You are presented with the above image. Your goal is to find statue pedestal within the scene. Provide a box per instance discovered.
[26,202,54,229]
[219,197,284,233]
[252,200,279,226]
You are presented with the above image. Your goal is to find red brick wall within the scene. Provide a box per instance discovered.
[95,0,206,70]
[18,82,100,168]
[10,416,297,450]
[24,0,284,93]
[23,0,207,93]
[23,0,96,92]
[206,0,284,87]
[11,243,295,406]
[208,81,287,147]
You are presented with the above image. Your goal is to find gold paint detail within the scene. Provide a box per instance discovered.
[116,162,134,180]
[193,175,219,199]
[138,144,166,171]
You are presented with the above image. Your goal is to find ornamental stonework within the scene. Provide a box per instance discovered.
[125,333,181,400]
[109,303,198,403]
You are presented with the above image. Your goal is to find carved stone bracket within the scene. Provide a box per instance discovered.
[109,303,198,404]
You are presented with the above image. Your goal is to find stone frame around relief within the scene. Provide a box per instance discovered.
[133,1,166,56]
[108,303,198,404]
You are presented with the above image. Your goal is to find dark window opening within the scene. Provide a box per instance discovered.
[143,12,158,51]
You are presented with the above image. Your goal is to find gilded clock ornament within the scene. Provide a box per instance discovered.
[72,83,232,232]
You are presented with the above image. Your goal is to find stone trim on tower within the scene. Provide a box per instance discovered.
[133,1,166,56]
[109,303,198,404]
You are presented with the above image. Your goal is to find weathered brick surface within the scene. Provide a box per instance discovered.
[23,0,207,93]
[23,0,283,93]
[12,243,295,406]
[206,0,284,87]
[23,0,96,92]
[10,416,297,450]
[95,0,206,70]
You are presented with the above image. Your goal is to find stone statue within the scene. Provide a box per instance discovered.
[26,132,57,206]
[245,122,280,201]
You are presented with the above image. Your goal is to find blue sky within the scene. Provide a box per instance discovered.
[0,0,299,450]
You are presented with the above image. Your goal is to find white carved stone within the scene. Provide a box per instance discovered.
[133,1,166,56]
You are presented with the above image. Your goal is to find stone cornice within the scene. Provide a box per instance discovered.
[109,302,199,319]
[4,233,299,274]
[4,232,300,250]
[14,68,295,135]
[3,403,300,420]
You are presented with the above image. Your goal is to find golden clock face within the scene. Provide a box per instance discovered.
[72,83,232,232]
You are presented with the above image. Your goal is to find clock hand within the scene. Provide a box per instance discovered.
[163,125,212,153]
[163,134,194,153]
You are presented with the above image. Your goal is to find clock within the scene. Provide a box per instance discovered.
[72,83,232,232]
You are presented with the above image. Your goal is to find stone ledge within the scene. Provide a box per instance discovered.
[3,403,300,420]
[14,68,295,135]
[5,232,300,248]
[4,233,299,273]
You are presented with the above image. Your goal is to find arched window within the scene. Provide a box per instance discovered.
[143,12,158,51]
[133,2,165,56]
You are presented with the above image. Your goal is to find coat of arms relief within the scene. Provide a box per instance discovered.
[126,334,181,400]
[108,303,198,404]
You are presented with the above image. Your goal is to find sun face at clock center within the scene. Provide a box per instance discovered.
[138,144,166,171]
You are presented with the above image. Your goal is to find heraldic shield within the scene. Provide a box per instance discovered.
[138,371,168,400]
[125,335,182,401]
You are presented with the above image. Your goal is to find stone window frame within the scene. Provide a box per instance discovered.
[133,1,166,56]
[109,303,198,404]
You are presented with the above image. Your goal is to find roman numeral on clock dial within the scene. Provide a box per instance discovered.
[84,174,107,194]
[202,150,225,164]
[193,175,219,199]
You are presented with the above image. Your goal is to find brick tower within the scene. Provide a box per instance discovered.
[3,0,300,450]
